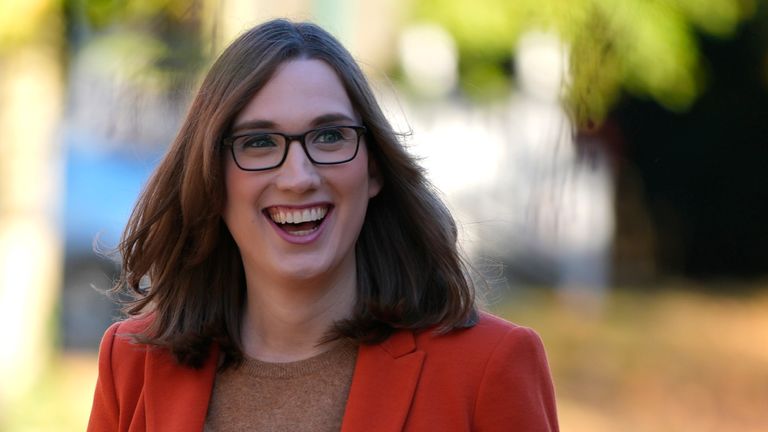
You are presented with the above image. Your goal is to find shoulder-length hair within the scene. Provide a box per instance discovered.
[115,18,477,369]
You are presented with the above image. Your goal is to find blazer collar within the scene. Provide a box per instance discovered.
[341,330,425,432]
[143,344,220,431]
[139,332,425,432]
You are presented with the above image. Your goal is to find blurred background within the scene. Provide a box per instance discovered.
[1,0,766,430]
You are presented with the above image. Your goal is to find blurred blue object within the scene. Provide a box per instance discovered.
[60,131,160,350]
[63,134,159,253]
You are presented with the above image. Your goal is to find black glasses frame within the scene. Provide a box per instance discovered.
[222,125,367,171]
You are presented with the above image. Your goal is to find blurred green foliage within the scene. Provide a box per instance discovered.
[82,0,194,29]
[0,0,62,52]
[410,0,756,125]
[3,0,756,126]
[70,0,207,92]
[0,0,206,93]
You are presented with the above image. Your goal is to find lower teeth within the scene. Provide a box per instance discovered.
[289,228,316,236]
[280,220,321,236]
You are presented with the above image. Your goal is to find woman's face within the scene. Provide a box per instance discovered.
[222,58,381,288]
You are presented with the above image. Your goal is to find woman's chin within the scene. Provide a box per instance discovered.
[268,258,335,283]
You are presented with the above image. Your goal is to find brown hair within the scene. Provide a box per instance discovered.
[115,19,477,369]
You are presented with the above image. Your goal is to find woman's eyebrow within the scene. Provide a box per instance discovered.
[231,113,358,133]
[309,113,358,127]
[230,120,277,133]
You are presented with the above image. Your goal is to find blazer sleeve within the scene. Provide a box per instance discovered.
[473,326,559,432]
[88,321,122,431]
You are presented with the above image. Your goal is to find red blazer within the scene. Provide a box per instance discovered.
[88,313,558,431]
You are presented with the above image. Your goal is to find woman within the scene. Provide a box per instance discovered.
[88,19,559,431]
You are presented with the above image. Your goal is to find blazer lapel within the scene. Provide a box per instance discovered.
[143,345,219,431]
[341,331,425,432]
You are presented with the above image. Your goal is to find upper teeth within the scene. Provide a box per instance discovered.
[268,206,328,224]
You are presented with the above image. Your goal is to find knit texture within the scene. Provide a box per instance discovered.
[204,339,358,431]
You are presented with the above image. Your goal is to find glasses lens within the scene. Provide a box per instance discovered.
[231,133,286,170]
[306,127,359,163]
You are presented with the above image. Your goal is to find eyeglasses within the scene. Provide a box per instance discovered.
[222,125,366,171]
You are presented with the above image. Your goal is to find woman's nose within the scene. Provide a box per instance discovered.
[274,140,321,192]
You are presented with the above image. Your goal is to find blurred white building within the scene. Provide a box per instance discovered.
[396,27,615,298]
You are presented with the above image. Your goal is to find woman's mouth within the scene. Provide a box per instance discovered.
[265,205,330,236]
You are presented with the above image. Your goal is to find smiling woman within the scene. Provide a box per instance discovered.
[222,59,380,303]
[87,19,559,432]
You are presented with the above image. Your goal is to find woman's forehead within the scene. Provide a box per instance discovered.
[233,59,357,131]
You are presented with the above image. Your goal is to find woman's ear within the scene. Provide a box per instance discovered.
[367,157,383,198]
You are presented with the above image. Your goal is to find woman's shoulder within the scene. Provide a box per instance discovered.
[108,315,152,334]
[100,315,152,348]
[413,311,548,364]
[97,316,156,369]
[410,314,559,430]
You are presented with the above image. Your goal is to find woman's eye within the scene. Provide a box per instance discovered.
[313,128,345,144]
[240,135,279,149]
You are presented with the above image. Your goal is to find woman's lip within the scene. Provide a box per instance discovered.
[263,202,332,211]
[264,206,333,245]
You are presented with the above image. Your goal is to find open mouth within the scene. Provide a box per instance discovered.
[265,205,330,236]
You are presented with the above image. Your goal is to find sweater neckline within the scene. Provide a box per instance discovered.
[237,339,358,378]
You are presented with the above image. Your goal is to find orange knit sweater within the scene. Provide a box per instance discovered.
[204,340,357,431]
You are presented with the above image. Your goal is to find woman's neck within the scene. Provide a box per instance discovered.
[239,268,356,363]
